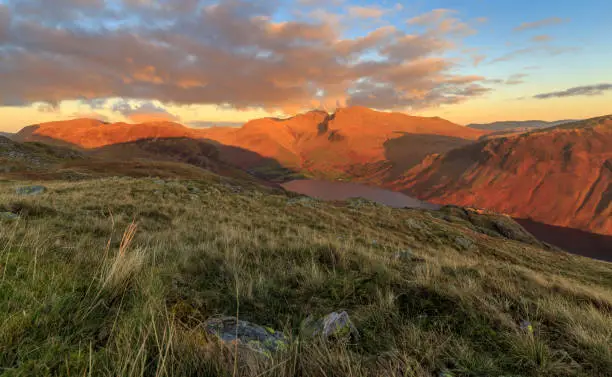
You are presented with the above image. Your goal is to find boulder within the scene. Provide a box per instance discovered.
[0,212,19,221]
[519,320,534,334]
[393,249,422,262]
[203,317,288,356]
[15,185,46,196]
[301,311,359,340]
[287,196,318,207]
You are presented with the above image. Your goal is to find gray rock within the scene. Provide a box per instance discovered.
[393,249,425,263]
[394,249,413,261]
[203,317,288,356]
[520,320,534,334]
[223,184,242,193]
[153,179,165,185]
[301,311,359,340]
[287,197,318,207]
[187,186,201,194]
[347,197,381,209]
[405,218,423,230]
[15,185,46,196]
[0,212,19,221]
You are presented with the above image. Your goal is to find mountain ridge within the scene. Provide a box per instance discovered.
[390,115,612,235]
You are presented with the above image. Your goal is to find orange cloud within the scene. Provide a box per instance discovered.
[347,6,386,19]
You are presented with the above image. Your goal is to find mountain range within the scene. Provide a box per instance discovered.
[467,119,577,131]
[8,108,612,236]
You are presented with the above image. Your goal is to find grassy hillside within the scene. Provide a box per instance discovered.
[0,172,611,377]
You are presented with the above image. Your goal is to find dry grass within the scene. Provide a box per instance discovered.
[0,175,611,376]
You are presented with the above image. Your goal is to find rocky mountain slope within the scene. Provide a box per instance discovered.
[391,116,612,235]
[13,108,487,181]
[202,106,487,180]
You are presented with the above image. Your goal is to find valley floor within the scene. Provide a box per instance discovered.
[0,175,611,376]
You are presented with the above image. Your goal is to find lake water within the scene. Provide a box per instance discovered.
[281,179,440,210]
[282,180,611,263]
[515,219,612,262]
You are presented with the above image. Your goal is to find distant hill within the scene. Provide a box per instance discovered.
[14,118,204,148]
[467,119,577,131]
[0,132,13,139]
[391,115,612,235]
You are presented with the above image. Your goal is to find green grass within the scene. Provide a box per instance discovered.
[0,175,611,376]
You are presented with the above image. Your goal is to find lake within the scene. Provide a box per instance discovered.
[281,179,440,210]
[515,219,612,262]
[282,180,611,262]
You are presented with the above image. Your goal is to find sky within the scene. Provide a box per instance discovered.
[0,0,611,132]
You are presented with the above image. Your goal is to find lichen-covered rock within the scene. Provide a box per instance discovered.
[393,249,424,262]
[301,311,359,340]
[286,196,318,207]
[346,197,382,209]
[519,320,534,334]
[203,317,288,356]
[15,185,46,196]
[0,212,19,221]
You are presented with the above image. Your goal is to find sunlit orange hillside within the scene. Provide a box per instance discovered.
[390,116,612,235]
[200,106,488,179]
[15,118,206,148]
[15,107,489,181]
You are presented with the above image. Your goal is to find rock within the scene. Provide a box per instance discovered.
[347,197,381,209]
[287,197,318,207]
[393,249,413,261]
[223,183,242,193]
[153,179,165,185]
[393,249,425,263]
[0,212,19,221]
[187,186,201,194]
[405,218,423,230]
[15,185,46,196]
[519,320,533,334]
[301,311,359,340]
[455,236,473,250]
[203,317,289,356]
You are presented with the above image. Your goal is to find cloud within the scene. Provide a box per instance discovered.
[408,8,476,37]
[491,46,577,63]
[484,73,528,86]
[112,101,180,122]
[531,34,552,43]
[505,73,528,85]
[533,83,612,99]
[514,17,569,32]
[472,54,486,67]
[71,111,109,122]
[188,121,244,128]
[298,0,344,6]
[35,102,58,113]
[0,0,489,113]
[347,6,385,19]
